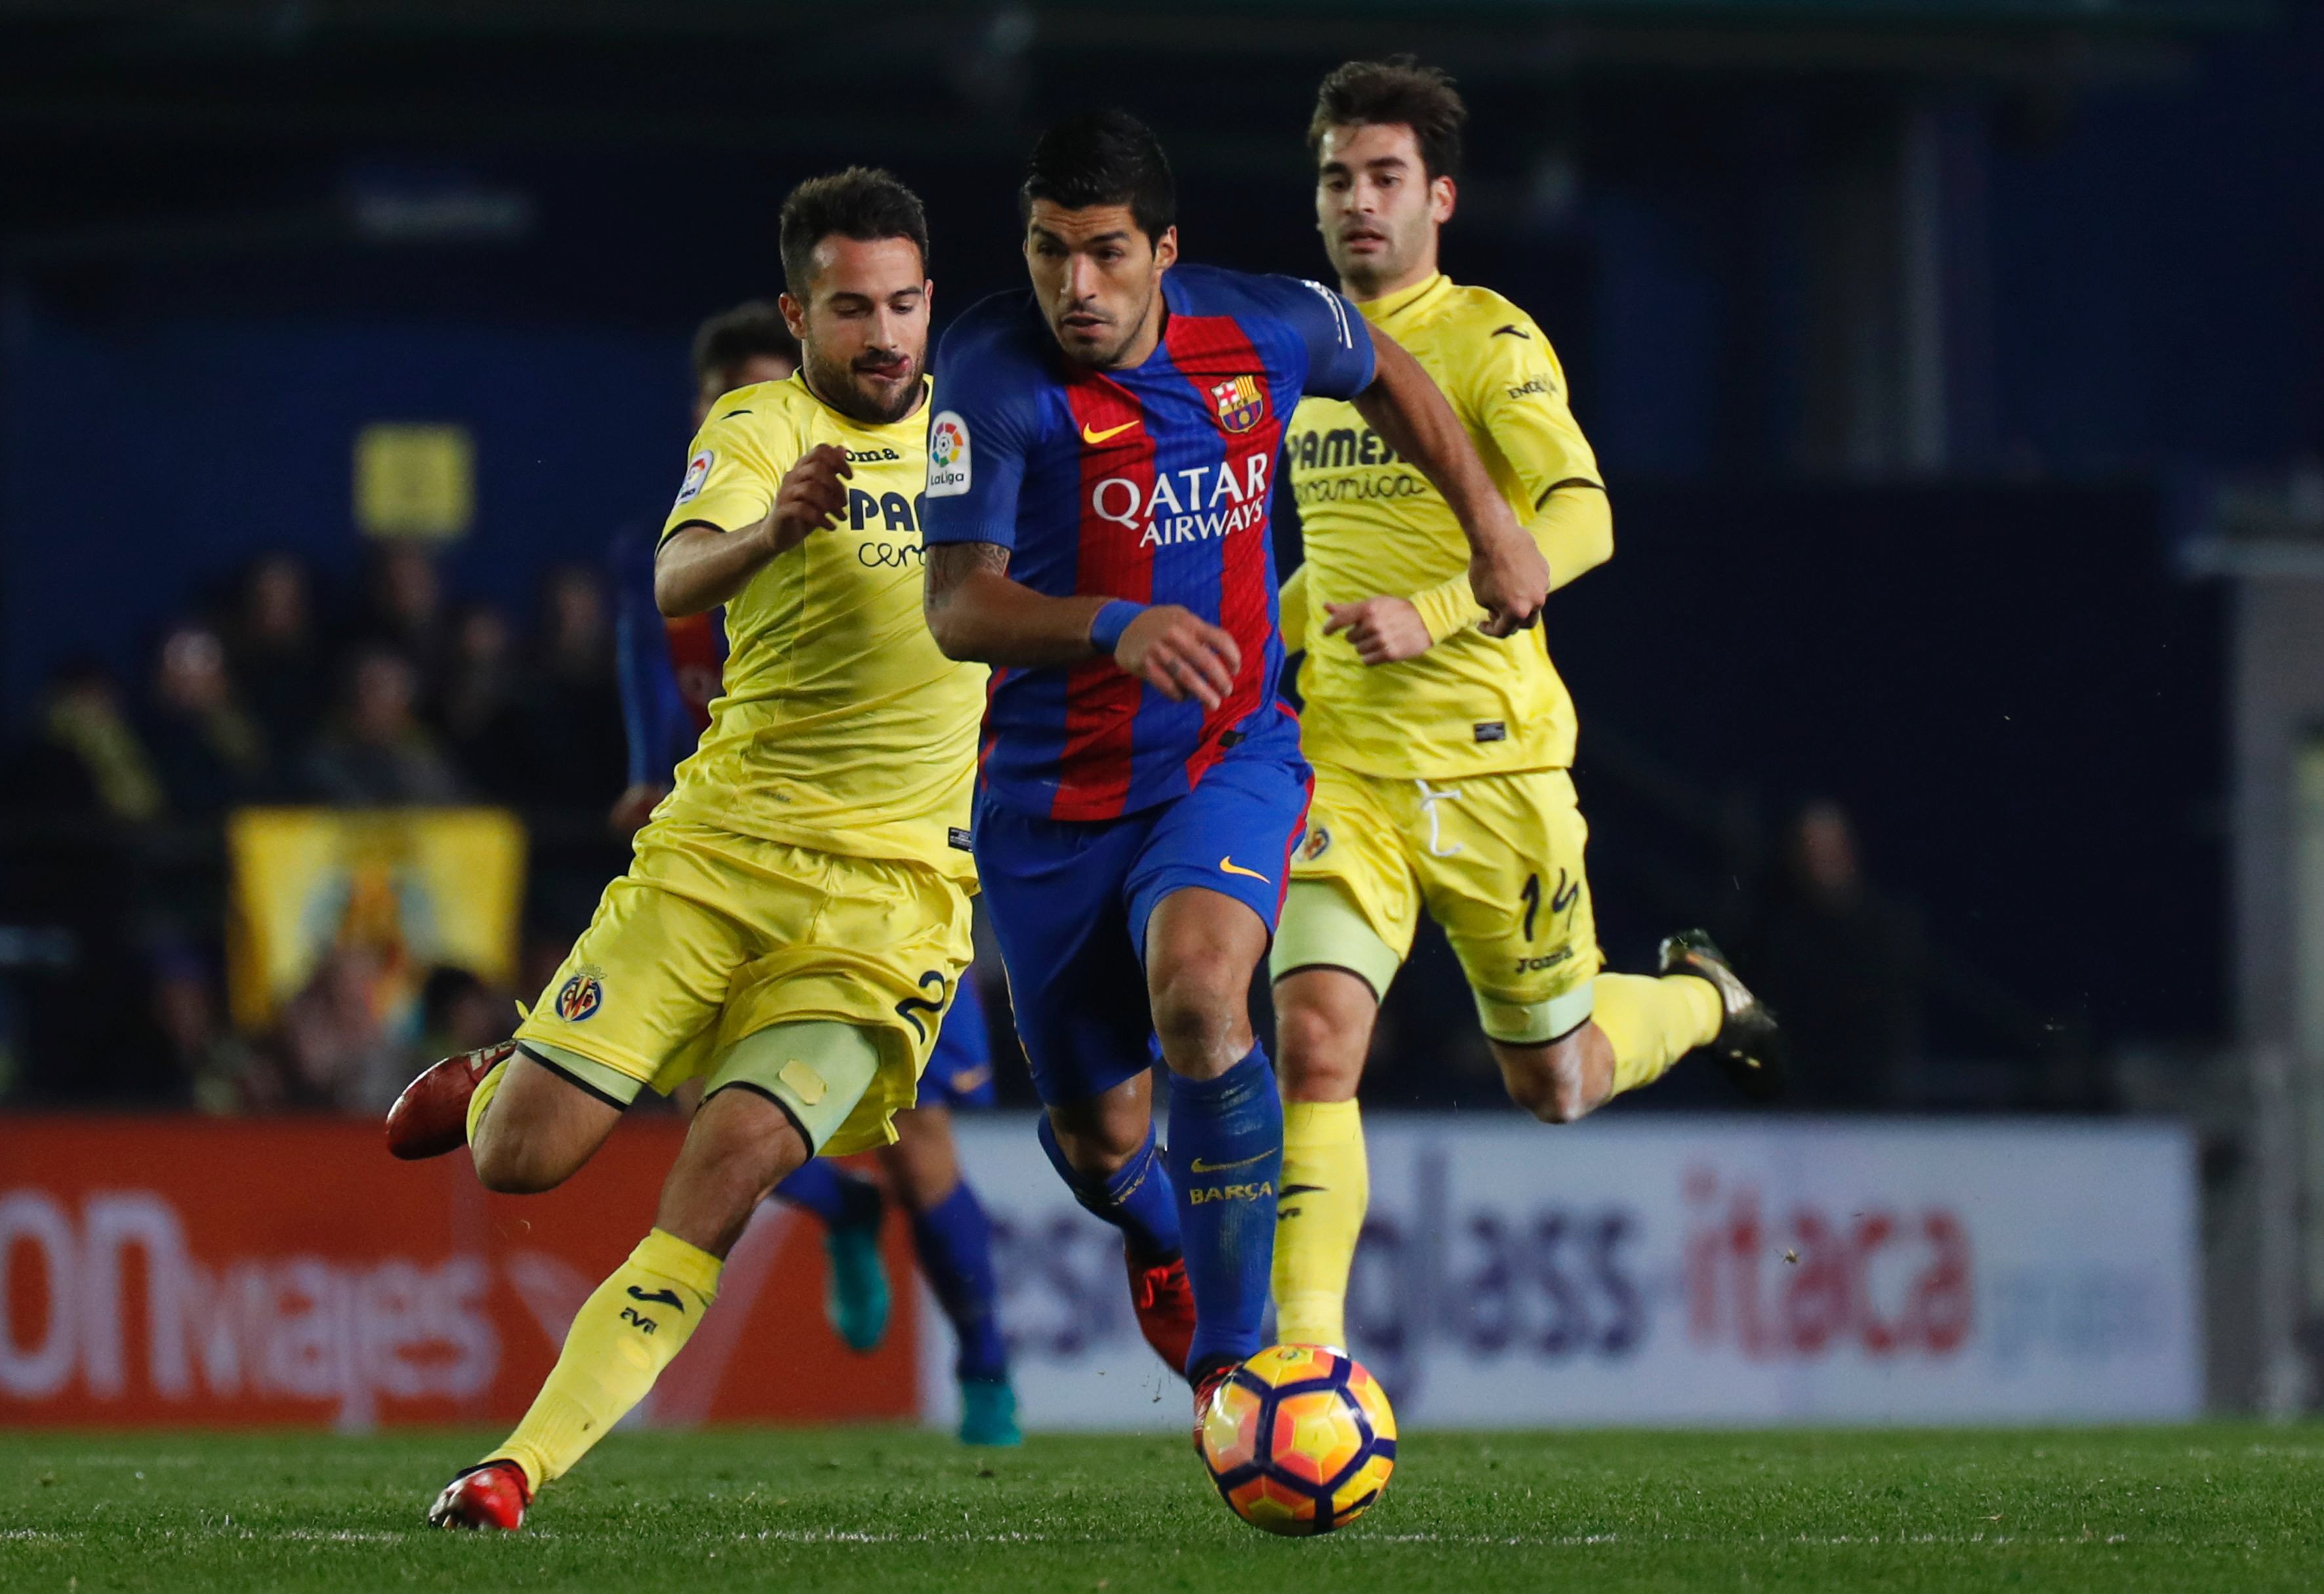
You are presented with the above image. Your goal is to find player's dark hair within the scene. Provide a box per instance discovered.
[777,166,930,299]
[1308,55,1466,182]
[689,300,800,387]
[1019,110,1176,245]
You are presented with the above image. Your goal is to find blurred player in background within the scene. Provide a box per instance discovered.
[384,168,992,1528]
[920,110,1549,1440]
[1267,58,1787,1355]
[609,301,1018,1446]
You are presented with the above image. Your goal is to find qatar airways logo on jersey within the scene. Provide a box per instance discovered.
[1093,453,1273,549]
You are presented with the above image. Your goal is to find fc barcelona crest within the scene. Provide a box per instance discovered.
[1210,375,1267,434]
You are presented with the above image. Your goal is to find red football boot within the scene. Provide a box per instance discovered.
[1126,1249,1197,1377]
[1190,1360,1236,1454]
[426,1460,532,1530]
[385,1040,516,1161]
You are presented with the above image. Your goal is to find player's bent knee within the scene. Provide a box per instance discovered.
[1274,1004,1365,1100]
[470,1046,631,1193]
[468,1103,605,1193]
[1149,953,1244,1056]
[1512,1077,1589,1125]
[469,1131,583,1195]
[1495,1039,1595,1126]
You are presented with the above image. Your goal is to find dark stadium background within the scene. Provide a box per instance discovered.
[1,0,2318,1408]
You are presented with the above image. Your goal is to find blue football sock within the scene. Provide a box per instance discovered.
[1164,1045,1282,1373]
[1038,1113,1182,1262]
[910,1181,1009,1383]
[769,1158,878,1229]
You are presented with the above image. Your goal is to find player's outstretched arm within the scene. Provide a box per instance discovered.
[923,544,1241,709]
[1349,326,1547,636]
[655,444,851,617]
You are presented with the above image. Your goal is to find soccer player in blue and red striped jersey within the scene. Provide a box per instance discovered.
[921,110,1548,1437]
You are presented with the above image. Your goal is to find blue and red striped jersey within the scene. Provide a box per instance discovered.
[922,263,1374,822]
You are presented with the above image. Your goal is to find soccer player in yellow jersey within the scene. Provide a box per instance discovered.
[382,169,985,1530]
[1268,60,1787,1353]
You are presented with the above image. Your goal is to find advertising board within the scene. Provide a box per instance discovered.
[920,1115,2200,1431]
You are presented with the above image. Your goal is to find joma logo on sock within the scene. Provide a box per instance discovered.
[619,1307,659,1335]
[1189,1181,1275,1205]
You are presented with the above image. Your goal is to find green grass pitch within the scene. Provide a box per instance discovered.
[5,1425,2320,1592]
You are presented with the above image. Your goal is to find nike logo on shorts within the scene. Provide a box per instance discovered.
[1218,856,1271,884]
[1081,419,1137,445]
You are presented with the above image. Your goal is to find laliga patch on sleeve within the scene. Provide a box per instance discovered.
[674,448,714,506]
[926,411,971,498]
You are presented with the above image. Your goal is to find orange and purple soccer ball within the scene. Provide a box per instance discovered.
[1198,1344,1398,1536]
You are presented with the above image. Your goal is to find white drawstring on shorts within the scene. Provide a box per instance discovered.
[1415,779,1464,857]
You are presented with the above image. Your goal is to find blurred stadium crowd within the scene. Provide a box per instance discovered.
[0,523,1926,1120]
[0,542,633,1113]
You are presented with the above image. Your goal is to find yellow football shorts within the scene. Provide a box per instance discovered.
[1271,762,1601,1044]
[512,817,974,1155]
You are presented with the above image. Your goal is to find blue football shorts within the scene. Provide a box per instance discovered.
[972,739,1311,1107]
[920,966,998,1109]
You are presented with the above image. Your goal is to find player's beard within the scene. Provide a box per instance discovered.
[1059,279,1160,371]
[1328,215,1421,298]
[802,344,922,426]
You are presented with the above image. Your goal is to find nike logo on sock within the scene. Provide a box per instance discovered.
[626,1285,685,1313]
[1189,1151,1273,1174]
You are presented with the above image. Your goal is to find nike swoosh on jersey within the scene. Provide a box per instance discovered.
[1279,1183,1326,1196]
[1491,324,1531,339]
[1080,419,1138,445]
[1189,1151,1273,1174]
[1218,857,1271,884]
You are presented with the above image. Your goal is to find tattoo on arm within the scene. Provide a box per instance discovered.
[924,541,1010,612]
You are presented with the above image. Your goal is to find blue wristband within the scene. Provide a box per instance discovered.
[1090,600,1147,655]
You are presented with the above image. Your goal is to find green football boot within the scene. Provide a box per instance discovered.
[957,1376,1023,1447]
[823,1191,892,1354]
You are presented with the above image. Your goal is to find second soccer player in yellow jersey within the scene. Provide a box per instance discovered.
[386,169,984,1530]
[1269,60,1788,1353]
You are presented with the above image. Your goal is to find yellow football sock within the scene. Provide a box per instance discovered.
[1271,1099,1368,1351]
[464,1056,509,1145]
[488,1228,721,1490]
[1592,973,1723,1097]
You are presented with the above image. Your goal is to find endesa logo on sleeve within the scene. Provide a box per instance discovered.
[926,411,970,498]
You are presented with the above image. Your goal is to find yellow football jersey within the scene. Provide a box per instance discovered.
[1287,274,1603,778]
[658,373,985,878]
